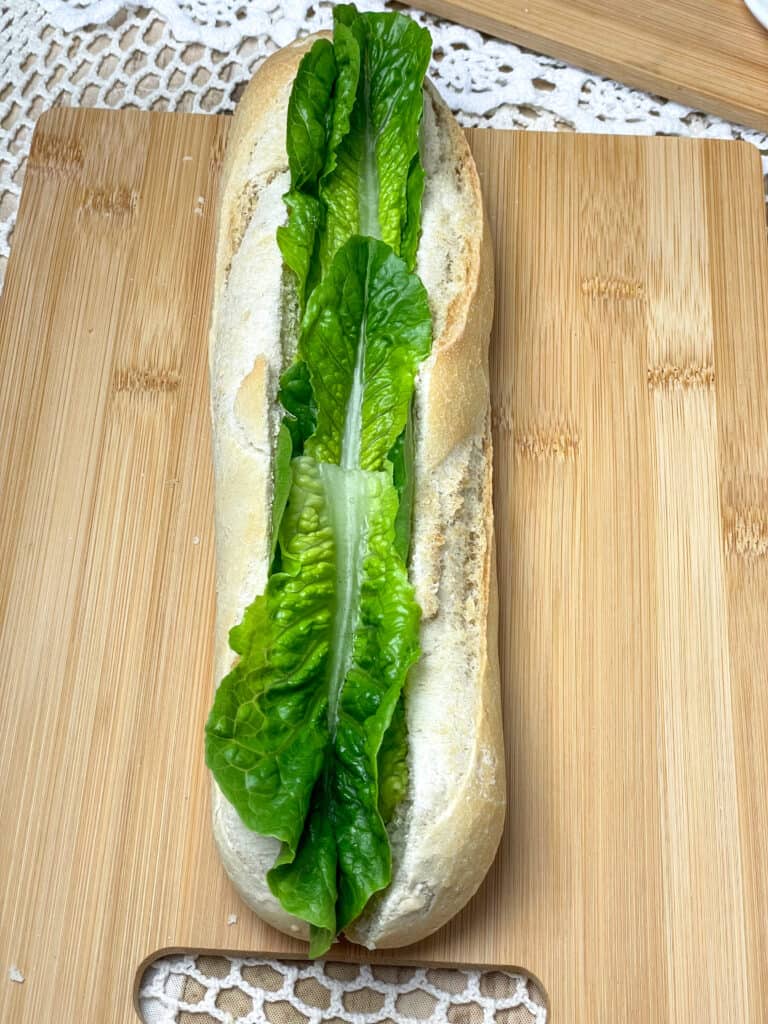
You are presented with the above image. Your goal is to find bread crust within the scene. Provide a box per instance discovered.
[208,33,504,950]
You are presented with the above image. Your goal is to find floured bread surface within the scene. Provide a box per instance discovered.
[208,36,504,949]
[208,40,309,938]
[345,84,503,950]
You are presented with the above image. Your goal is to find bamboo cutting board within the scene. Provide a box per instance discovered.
[417,0,768,132]
[1,108,767,1023]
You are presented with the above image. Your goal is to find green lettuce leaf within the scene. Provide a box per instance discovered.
[320,7,431,271]
[277,191,323,311]
[278,359,316,456]
[401,157,426,273]
[276,39,336,306]
[322,16,364,185]
[205,455,421,955]
[280,5,431,312]
[388,407,415,563]
[270,421,295,564]
[285,39,337,190]
[301,235,431,472]
[206,458,332,850]
[377,693,408,825]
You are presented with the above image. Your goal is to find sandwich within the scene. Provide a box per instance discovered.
[205,3,504,957]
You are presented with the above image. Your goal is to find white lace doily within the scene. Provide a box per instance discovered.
[139,956,548,1024]
[2,2,767,1021]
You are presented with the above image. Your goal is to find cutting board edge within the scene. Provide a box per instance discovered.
[414,0,768,134]
[130,943,552,1020]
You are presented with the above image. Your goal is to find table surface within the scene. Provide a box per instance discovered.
[1,4,767,1024]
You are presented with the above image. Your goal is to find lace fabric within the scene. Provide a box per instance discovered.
[138,955,548,1024]
[2,2,767,1020]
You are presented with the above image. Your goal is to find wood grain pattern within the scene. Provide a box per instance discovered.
[416,0,768,132]
[1,108,767,1023]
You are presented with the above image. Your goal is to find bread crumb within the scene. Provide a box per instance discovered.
[9,966,24,983]
[192,535,201,545]
[227,913,238,926]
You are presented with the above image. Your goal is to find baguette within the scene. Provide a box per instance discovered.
[207,31,505,950]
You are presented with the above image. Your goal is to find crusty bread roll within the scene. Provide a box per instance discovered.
[208,33,505,950]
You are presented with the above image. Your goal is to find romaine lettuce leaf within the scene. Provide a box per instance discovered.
[207,457,332,851]
[401,157,426,273]
[279,5,431,313]
[388,408,415,563]
[206,456,420,955]
[322,16,364,186]
[285,38,337,190]
[320,7,431,272]
[301,235,431,472]
[277,191,322,311]
[270,421,294,565]
[278,359,316,456]
[377,692,408,825]
[276,39,336,307]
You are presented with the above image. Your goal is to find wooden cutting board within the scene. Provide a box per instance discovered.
[417,0,768,132]
[1,107,767,1023]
